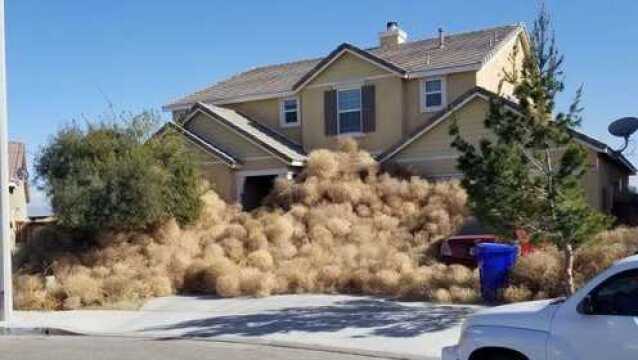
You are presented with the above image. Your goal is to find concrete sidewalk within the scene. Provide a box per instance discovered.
[6,295,481,359]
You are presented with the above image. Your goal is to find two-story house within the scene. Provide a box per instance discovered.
[163,22,635,212]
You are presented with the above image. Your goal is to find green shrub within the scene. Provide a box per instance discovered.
[35,111,203,233]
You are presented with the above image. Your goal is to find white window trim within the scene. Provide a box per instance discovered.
[336,86,363,135]
[279,97,300,128]
[420,76,447,113]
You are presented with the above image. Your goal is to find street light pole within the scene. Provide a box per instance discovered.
[0,0,12,323]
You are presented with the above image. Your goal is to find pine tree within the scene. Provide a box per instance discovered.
[450,7,609,295]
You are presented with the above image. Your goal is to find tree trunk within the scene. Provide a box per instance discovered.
[563,244,575,295]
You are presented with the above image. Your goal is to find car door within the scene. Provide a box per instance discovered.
[549,269,638,360]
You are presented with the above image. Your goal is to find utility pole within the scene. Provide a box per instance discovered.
[0,0,12,323]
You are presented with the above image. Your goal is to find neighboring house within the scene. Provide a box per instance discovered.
[163,22,635,213]
[8,141,29,249]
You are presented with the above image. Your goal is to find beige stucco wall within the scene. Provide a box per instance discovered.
[397,97,492,159]
[393,96,490,177]
[200,163,235,203]
[581,151,601,211]
[596,155,630,212]
[184,140,291,203]
[241,158,289,171]
[403,71,477,135]
[390,96,616,211]
[306,52,390,86]
[301,74,404,154]
[225,98,302,144]
[477,35,526,98]
[180,138,236,202]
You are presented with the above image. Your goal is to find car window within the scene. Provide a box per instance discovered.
[590,269,638,316]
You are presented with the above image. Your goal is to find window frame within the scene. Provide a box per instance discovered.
[336,86,363,135]
[279,97,300,128]
[421,76,446,112]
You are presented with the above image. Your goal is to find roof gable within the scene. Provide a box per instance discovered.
[161,122,241,168]
[292,43,406,90]
[183,103,307,167]
[379,87,636,174]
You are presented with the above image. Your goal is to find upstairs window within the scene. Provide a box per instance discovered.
[337,88,362,134]
[422,77,446,112]
[280,98,299,127]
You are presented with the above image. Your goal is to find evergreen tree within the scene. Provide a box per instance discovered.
[450,7,609,294]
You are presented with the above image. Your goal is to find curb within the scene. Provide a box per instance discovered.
[0,326,82,336]
[0,326,436,360]
[170,336,435,360]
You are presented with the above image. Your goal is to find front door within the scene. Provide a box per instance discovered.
[549,269,638,360]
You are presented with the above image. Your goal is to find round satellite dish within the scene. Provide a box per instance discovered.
[609,117,638,138]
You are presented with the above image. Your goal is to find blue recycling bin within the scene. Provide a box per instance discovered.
[475,243,518,302]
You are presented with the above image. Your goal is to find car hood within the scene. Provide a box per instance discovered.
[466,299,562,332]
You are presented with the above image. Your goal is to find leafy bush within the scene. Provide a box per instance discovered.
[35,112,203,233]
[504,227,638,301]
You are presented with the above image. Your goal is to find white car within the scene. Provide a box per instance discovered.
[443,254,638,360]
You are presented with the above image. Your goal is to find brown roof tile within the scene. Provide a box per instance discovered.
[165,25,520,109]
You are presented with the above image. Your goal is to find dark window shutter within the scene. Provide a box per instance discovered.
[361,85,376,133]
[324,90,338,136]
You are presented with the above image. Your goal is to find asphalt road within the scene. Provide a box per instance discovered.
[0,336,401,360]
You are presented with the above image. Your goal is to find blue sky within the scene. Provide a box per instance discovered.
[6,1,638,215]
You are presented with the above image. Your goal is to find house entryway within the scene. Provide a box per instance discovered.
[241,174,277,211]
[236,169,293,211]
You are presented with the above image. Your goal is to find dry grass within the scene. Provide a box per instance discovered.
[506,227,638,301]
[16,138,635,309]
[14,140,473,310]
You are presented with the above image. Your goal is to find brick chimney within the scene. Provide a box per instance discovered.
[379,21,407,48]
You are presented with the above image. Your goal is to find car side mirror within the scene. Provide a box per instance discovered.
[579,295,596,315]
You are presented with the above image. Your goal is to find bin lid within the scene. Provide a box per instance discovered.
[476,242,517,254]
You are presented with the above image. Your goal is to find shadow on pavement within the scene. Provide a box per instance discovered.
[143,298,475,338]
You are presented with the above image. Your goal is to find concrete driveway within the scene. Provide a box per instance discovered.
[10,295,482,359]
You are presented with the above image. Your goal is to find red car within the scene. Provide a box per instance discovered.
[439,234,498,267]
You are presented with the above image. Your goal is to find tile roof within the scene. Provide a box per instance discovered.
[165,25,521,109]
[187,103,307,166]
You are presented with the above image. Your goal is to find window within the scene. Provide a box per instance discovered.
[337,88,362,134]
[280,98,299,127]
[422,77,446,112]
[586,269,638,316]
